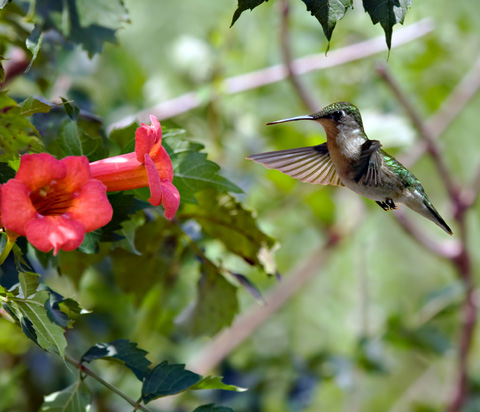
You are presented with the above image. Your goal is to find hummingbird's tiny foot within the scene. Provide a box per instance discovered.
[376,201,390,211]
[386,198,397,210]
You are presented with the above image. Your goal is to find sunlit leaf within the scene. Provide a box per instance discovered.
[82,339,152,381]
[9,291,67,356]
[18,272,39,298]
[44,290,86,329]
[171,151,242,204]
[192,376,247,392]
[363,0,412,49]
[181,190,277,274]
[19,96,54,117]
[142,361,201,403]
[25,25,43,72]
[40,381,91,412]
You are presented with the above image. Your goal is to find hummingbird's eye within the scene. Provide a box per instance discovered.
[330,111,344,121]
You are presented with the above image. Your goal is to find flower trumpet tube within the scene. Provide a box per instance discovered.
[89,115,180,219]
[1,153,113,255]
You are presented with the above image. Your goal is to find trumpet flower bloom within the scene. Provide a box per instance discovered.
[1,153,112,255]
[89,115,180,219]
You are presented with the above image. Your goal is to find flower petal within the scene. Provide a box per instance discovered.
[68,180,113,232]
[150,146,173,181]
[144,154,162,206]
[135,116,162,163]
[149,115,162,143]
[1,179,37,236]
[15,153,66,192]
[24,215,86,255]
[56,156,92,193]
[135,125,155,164]
[160,180,180,220]
[90,152,149,191]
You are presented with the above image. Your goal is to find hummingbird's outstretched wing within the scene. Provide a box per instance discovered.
[247,143,344,186]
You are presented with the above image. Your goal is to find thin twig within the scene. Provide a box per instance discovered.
[65,354,153,412]
[279,0,319,113]
[108,19,434,130]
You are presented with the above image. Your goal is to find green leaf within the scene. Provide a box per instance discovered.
[9,291,67,356]
[44,290,86,329]
[231,0,269,27]
[362,0,412,49]
[171,151,242,203]
[61,98,79,121]
[76,0,129,29]
[193,404,234,412]
[76,116,108,161]
[40,381,91,412]
[59,119,82,156]
[182,262,238,337]
[301,0,353,45]
[57,298,89,321]
[0,92,43,160]
[163,129,202,153]
[82,339,152,381]
[25,25,43,72]
[108,122,138,152]
[181,190,277,274]
[20,97,54,117]
[141,361,202,403]
[163,131,242,202]
[18,272,40,298]
[192,376,247,392]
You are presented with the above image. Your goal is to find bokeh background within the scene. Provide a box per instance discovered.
[2,0,480,411]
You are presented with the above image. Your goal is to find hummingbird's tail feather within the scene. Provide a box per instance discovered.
[247,144,344,186]
[423,200,453,236]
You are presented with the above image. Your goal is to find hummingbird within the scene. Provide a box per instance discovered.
[247,101,453,235]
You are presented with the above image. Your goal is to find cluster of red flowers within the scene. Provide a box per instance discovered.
[0,116,180,255]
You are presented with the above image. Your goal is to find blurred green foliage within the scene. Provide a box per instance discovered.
[0,0,480,411]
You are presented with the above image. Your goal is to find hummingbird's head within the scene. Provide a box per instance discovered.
[311,102,364,134]
[267,101,364,136]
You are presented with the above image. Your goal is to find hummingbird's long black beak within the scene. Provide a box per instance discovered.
[266,115,315,125]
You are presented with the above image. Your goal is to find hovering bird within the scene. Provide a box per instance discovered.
[247,101,453,235]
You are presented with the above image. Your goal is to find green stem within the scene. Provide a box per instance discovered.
[64,354,154,412]
[0,236,16,265]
